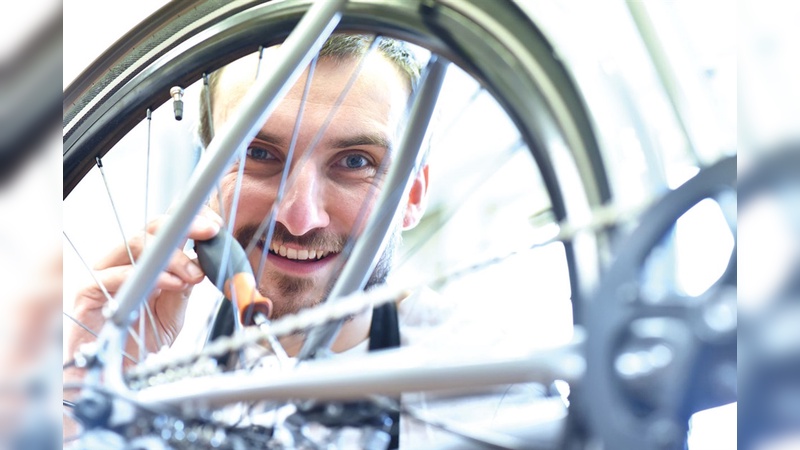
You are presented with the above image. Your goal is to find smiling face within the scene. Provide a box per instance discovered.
[209,48,428,318]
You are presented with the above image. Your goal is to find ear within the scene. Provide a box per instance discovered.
[402,164,430,230]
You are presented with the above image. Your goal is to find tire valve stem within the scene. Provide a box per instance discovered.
[170,86,184,121]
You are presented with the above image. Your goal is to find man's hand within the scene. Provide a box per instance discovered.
[65,207,222,367]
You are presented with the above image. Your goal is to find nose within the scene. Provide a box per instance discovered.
[275,165,330,236]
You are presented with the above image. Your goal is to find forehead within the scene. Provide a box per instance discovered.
[212,48,411,140]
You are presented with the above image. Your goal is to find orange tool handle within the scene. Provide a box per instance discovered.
[194,228,273,325]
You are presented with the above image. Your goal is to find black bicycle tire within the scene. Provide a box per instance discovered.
[64,0,609,200]
[63,0,273,128]
[63,0,613,317]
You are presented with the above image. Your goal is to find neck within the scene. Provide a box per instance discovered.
[279,307,373,357]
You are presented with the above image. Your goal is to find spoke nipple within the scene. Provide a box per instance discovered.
[75,342,99,368]
[101,303,114,318]
[170,86,184,121]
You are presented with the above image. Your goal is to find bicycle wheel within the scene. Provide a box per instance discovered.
[63,0,613,448]
[581,155,736,449]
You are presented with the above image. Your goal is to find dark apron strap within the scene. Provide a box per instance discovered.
[368,302,401,351]
[368,301,401,449]
[208,297,236,367]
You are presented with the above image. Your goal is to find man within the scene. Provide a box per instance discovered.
[200,34,430,355]
[65,34,440,447]
[66,34,429,354]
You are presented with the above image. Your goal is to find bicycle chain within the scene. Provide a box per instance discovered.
[127,200,644,388]
[126,285,410,388]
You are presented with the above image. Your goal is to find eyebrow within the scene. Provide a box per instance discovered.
[254,132,286,147]
[255,131,392,151]
[332,133,392,150]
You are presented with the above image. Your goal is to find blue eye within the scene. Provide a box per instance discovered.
[246,146,275,161]
[341,154,368,169]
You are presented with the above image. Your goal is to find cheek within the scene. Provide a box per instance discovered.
[219,173,279,221]
[328,183,381,232]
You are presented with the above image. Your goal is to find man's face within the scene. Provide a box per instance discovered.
[209,49,421,318]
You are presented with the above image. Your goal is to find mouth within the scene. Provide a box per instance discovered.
[257,238,338,262]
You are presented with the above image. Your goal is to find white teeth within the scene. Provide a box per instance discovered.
[271,243,332,261]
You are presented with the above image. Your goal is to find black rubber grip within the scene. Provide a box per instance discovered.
[194,227,253,288]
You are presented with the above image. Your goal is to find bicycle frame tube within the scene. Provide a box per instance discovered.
[136,334,585,408]
[297,56,450,361]
[96,0,347,391]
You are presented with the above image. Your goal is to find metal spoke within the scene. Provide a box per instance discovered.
[297,55,450,360]
[140,108,152,358]
[253,55,319,287]
[63,231,115,309]
[270,200,649,343]
[202,72,215,145]
[63,310,99,339]
[227,48,320,353]
[144,108,152,248]
[63,311,139,365]
[215,47,279,331]
[105,0,345,329]
[202,69,232,297]
[431,85,483,147]
[141,301,163,351]
[397,138,526,267]
[138,305,146,361]
[234,38,384,345]
[203,70,234,301]
[63,231,148,358]
[242,36,382,257]
[254,45,265,80]
[216,146,247,289]
[95,157,135,266]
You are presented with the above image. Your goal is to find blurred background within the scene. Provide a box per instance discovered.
[0,0,61,448]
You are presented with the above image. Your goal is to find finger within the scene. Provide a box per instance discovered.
[75,265,136,306]
[144,212,221,235]
[161,248,206,285]
[80,264,192,305]
[91,248,201,306]
[93,229,155,270]
[146,288,162,301]
[158,205,225,239]
[95,213,221,270]
[186,213,221,241]
[153,270,191,292]
[198,204,224,227]
[145,213,220,250]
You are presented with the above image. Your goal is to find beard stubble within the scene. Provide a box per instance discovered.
[233,222,400,318]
